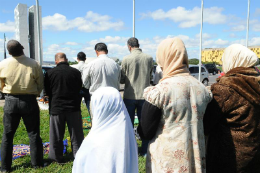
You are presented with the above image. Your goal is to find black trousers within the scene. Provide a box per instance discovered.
[1,95,43,171]
[48,111,84,163]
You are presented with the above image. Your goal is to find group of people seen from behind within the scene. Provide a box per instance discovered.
[0,37,259,173]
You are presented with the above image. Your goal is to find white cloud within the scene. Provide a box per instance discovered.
[141,6,227,28]
[254,8,260,16]
[43,44,79,61]
[65,42,79,46]
[231,24,246,31]
[88,36,128,46]
[229,33,237,38]
[42,11,124,32]
[251,19,260,32]
[0,21,15,32]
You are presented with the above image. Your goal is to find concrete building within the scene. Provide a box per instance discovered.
[29,5,43,64]
[14,3,29,57]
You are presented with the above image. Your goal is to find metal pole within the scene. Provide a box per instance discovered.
[246,0,250,47]
[198,0,203,82]
[133,0,135,37]
[4,33,6,59]
[36,0,42,66]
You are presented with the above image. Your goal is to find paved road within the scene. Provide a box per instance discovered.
[208,73,220,86]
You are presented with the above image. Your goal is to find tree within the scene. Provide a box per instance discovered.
[188,58,199,65]
[68,61,77,65]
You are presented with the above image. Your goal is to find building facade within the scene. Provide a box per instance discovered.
[202,47,260,64]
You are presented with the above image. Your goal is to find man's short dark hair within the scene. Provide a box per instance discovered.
[94,43,108,53]
[127,37,139,48]
[77,52,86,61]
[7,40,24,56]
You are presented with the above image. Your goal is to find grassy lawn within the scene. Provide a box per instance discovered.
[0,104,146,173]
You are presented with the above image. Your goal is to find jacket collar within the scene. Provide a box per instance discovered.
[131,48,142,54]
[98,54,109,58]
[57,61,69,66]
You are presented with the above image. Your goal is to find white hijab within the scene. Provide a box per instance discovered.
[72,87,138,173]
[222,44,259,73]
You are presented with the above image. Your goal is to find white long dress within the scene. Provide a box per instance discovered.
[72,87,138,173]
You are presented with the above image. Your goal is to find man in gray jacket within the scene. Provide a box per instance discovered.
[120,37,153,155]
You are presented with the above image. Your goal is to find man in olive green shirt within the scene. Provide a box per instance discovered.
[120,37,153,156]
[0,40,44,172]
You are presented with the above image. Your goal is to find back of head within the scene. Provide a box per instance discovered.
[77,52,86,61]
[156,37,189,81]
[222,44,259,73]
[55,52,68,64]
[7,40,24,57]
[94,43,108,54]
[127,37,139,48]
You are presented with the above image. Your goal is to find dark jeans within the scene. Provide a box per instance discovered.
[123,99,149,155]
[49,111,84,163]
[1,95,43,171]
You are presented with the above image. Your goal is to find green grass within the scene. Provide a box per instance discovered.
[0,104,146,173]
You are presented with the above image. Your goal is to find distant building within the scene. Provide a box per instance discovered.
[202,46,260,64]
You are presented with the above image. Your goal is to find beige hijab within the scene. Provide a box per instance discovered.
[222,44,259,73]
[156,37,189,81]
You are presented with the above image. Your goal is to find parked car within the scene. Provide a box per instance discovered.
[42,65,54,76]
[189,65,209,86]
[204,64,220,75]
[40,65,54,97]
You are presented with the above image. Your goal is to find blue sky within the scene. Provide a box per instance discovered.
[0,0,259,61]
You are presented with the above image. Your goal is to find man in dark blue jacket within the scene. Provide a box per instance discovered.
[44,52,84,163]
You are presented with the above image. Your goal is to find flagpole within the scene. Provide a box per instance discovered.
[198,0,203,82]
[4,33,6,59]
[246,0,250,47]
[36,0,42,66]
[133,0,135,37]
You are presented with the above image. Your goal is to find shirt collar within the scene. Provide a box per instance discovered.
[12,54,26,59]
[131,48,142,54]
[57,61,69,66]
[98,54,109,58]
[78,61,85,64]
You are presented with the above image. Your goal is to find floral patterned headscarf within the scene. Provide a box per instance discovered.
[156,37,189,82]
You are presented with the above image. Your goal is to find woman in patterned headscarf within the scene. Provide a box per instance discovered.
[204,44,260,173]
[140,37,212,173]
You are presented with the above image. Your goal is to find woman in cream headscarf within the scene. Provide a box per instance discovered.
[139,37,212,173]
[204,44,260,173]
[72,87,138,173]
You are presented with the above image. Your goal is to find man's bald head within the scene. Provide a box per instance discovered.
[7,40,24,57]
[55,53,68,64]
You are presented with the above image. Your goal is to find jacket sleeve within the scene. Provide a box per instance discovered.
[203,84,230,136]
[82,64,91,89]
[120,59,126,84]
[36,63,44,95]
[44,72,51,96]
[139,101,162,140]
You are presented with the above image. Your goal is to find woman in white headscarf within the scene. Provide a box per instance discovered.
[139,37,212,173]
[204,44,260,173]
[72,87,138,173]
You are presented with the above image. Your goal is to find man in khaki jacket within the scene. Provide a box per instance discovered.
[120,37,153,156]
[0,40,44,172]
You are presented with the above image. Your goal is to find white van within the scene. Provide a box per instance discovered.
[189,65,209,86]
